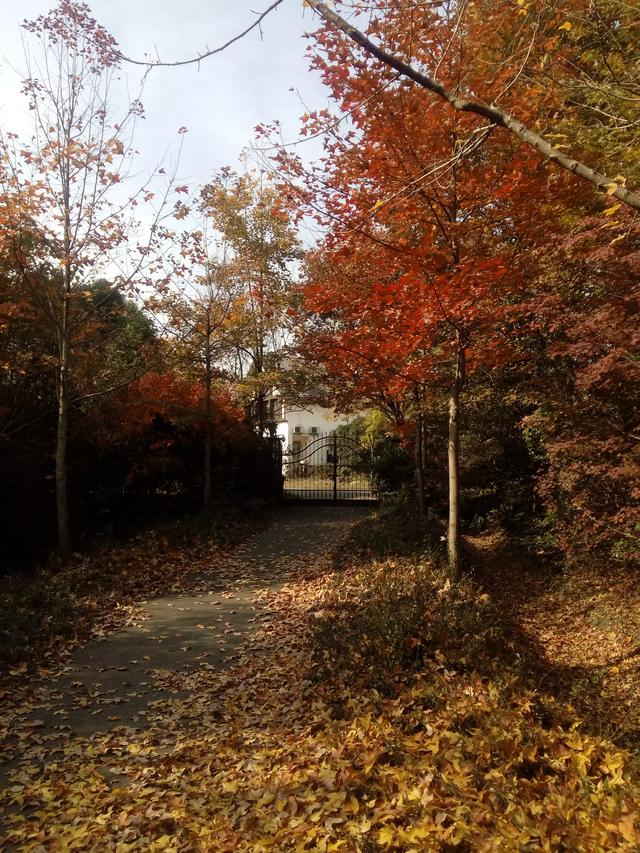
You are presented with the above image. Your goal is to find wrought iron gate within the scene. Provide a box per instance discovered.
[281,432,377,503]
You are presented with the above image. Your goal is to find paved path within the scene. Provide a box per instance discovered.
[1,507,368,778]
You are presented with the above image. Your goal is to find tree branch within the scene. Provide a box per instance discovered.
[121,1,284,67]
[305,0,640,213]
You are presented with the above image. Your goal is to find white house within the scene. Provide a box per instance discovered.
[266,389,352,464]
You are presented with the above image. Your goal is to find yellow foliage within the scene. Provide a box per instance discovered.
[1,549,639,851]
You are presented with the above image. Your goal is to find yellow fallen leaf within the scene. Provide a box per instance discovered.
[564,733,583,750]
[377,825,397,846]
[151,836,174,851]
[256,790,276,806]
[345,794,360,814]
[405,825,432,842]
[619,812,638,843]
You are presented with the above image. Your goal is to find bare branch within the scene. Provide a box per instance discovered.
[121,1,284,68]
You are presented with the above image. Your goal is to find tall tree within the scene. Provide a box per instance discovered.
[272,0,574,577]
[122,0,640,211]
[304,0,640,211]
[0,2,179,556]
[200,169,300,435]
[163,228,235,509]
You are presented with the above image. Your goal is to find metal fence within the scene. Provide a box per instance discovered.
[281,432,377,503]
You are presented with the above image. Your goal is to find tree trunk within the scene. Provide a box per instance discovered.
[422,415,429,499]
[56,163,73,559]
[447,339,466,580]
[56,291,71,559]
[256,388,267,437]
[203,317,213,510]
[415,411,426,517]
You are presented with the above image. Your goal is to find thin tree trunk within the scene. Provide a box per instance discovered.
[415,410,426,517]
[203,316,213,510]
[56,163,73,559]
[255,336,266,435]
[422,415,429,499]
[56,285,71,559]
[447,338,466,580]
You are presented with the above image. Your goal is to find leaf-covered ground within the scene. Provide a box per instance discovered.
[1,508,639,851]
[466,532,640,745]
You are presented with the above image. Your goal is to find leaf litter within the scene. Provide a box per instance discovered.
[1,516,639,851]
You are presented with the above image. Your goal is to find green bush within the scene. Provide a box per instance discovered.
[371,439,415,495]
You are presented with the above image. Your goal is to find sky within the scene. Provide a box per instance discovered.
[0,0,331,193]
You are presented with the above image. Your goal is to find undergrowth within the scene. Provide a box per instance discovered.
[314,499,640,753]
[315,556,508,691]
[333,491,442,565]
[316,500,515,692]
[307,504,640,848]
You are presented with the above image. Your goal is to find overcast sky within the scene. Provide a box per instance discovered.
[0,1,331,191]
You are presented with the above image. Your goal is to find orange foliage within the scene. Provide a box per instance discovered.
[271,0,576,413]
[88,371,244,449]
